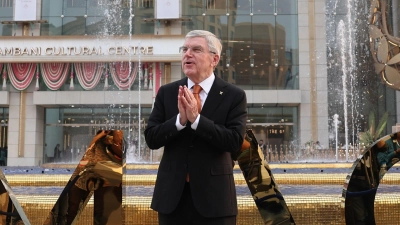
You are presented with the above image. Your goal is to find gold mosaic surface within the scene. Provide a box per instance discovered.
[5,173,400,186]
[5,163,400,225]
[16,194,400,225]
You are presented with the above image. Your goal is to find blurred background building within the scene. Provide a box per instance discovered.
[0,0,395,166]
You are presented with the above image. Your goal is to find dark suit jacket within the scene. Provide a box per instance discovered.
[145,76,247,218]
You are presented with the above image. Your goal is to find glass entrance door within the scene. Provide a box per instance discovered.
[247,123,294,162]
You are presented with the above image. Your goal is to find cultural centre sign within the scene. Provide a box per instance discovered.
[0,46,154,56]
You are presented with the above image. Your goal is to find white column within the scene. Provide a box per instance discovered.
[8,91,44,166]
[298,0,329,147]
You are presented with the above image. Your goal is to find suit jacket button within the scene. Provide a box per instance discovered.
[169,133,172,136]
[184,164,187,168]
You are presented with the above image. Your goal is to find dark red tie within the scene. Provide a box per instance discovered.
[193,84,203,113]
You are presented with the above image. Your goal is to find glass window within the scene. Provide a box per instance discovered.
[0,0,12,8]
[0,107,9,150]
[0,9,12,18]
[86,16,106,35]
[229,15,252,88]
[247,106,298,146]
[205,0,226,15]
[249,106,297,123]
[87,0,107,17]
[133,0,154,35]
[106,15,132,35]
[276,0,297,15]
[209,15,215,23]
[208,24,215,34]
[42,0,63,17]
[0,108,8,121]
[37,1,299,90]
[276,15,298,65]
[86,16,132,36]
[44,107,152,163]
[252,15,275,89]
[182,0,204,16]
[0,12,10,24]
[41,17,63,35]
[219,15,229,69]
[236,0,250,15]
[284,65,299,90]
[41,0,63,35]
[135,0,153,9]
[133,16,153,35]
[40,0,153,35]
[66,0,86,8]
[216,12,298,90]
[0,18,12,36]
[253,0,274,15]
[182,16,205,34]
[62,17,86,35]
[63,0,86,16]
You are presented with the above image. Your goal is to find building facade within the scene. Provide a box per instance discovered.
[0,0,394,166]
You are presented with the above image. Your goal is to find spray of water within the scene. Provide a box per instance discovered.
[337,20,350,161]
[331,0,368,162]
[92,1,147,163]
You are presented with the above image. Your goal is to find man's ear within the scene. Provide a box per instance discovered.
[212,54,220,67]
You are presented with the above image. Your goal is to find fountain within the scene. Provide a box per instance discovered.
[326,0,387,162]
[333,114,339,162]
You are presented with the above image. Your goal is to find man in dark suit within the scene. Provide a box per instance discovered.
[145,30,247,225]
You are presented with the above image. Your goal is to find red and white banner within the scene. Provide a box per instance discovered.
[108,62,138,90]
[40,63,70,90]
[2,62,156,91]
[7,63,36,91]
[74,62,105,90]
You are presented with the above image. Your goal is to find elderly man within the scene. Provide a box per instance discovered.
[145,30,247,225]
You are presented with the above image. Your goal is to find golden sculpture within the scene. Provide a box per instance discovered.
[369,0,400,89]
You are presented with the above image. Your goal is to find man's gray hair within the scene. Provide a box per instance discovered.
[185,30,222,57]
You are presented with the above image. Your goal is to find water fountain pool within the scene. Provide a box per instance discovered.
[4,162,400,224]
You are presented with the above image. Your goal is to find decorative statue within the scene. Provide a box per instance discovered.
[44,130,124,225]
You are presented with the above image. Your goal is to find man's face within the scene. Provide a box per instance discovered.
[181,37,219,83]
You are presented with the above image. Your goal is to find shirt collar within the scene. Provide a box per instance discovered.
[188,74,215,94]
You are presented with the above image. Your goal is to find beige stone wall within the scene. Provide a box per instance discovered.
[298,0,329,147]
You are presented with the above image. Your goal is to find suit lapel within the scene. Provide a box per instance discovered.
[201,77,227,117]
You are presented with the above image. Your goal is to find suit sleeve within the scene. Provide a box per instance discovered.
[144,85,180,150]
